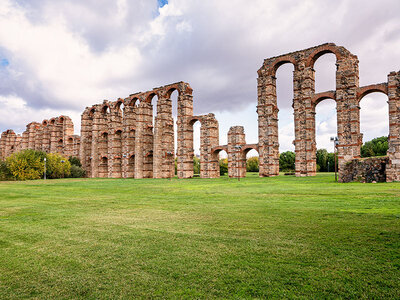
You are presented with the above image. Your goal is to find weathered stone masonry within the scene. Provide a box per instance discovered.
[0,116,80,160]
[1,43,399,182]
[257,43,400,182]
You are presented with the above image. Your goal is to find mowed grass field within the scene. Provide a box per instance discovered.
[0,173,399,299]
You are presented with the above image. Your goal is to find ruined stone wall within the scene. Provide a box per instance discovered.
[0,116,80,160]
[341,157,389,183]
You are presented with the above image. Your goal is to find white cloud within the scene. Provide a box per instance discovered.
[0,0,399,151]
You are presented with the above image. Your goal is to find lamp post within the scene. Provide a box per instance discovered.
[330,137,339,182]
[44,157,46,180]
[234,145,242,181]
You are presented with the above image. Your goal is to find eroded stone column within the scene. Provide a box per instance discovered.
[228,126,246,178]
[123,100,137,178]
[257,74,279,177]
[293,63,316,177]
[336,56,360,182]
[135,101,153,178]
[176,88,194,178]
[199,113,219,178]
[387,71,400,182]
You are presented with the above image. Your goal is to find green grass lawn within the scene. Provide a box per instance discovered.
[0,173,399,299]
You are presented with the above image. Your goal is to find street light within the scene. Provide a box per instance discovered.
[330,137,339,182]
[233,145,242,181]
[44,157,47,180]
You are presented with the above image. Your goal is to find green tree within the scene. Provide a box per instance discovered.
[279,151,295,172]
[246,156,259,172]
[46,153,71,179]
[0,160,13,181]
[361,136,388,157]
[219,158,228,176]
[6,149,45,180]
[316,149,329,172]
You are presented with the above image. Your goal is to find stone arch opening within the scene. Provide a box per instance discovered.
[314,53,336,93]
[99,131,109,170]
[101,105,110,116]
[57,138,63,153]
[244,148,259,176]
[307,46,342,69]
[359,91,389,156]
[116,99,125,117]
[127,154,135,178]
[213,148,228,177]
[144,150,153,178]
[99,156,108,178]
[276,62,295,153]
[169,88,179,157]
[89,108,96,120]
[315,98,337,172]
[190,119,201,176]
[147,93,159,133]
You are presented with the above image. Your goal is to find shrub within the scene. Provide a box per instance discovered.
[69,165,86,178]
[46,153,71,179]
[6,149,45,180]
[68,156,82,167]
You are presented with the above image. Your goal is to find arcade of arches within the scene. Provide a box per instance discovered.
[1,43,399,182]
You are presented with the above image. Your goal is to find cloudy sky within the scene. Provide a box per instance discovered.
[0,0,399,155]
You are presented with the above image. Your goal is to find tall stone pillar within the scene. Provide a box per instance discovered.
[109,102,123,178]
[176,87,194,178]
[199,114,219,178]
[228,126,246,178]
[80,108,93,177]
[153,95,174,178]
[293,63,316,176]
[386,71,400,182]
[336,56,360,182]
[123,101,137,178]
[257,73,279,177]
[135,101,153,178]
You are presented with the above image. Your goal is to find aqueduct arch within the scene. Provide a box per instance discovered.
[258,43,400,182]
[1,43,399,182]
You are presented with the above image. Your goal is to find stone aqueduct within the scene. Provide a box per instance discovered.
[1,43,399,182]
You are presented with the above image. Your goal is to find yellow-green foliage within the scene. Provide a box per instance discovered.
[46,153,71,179]
[6,150,45,180]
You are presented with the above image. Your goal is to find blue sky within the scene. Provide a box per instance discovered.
[158,0,168,8]
[0,0,399,154]
[0,58,9,67]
